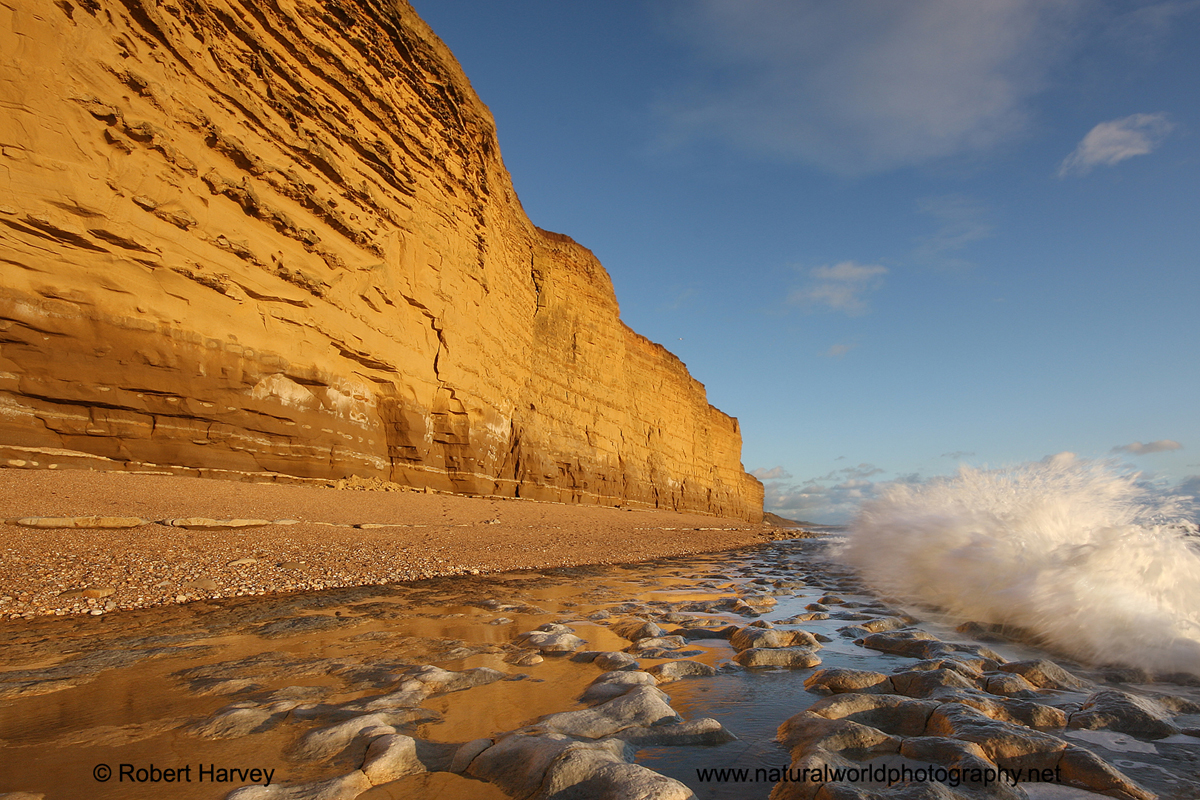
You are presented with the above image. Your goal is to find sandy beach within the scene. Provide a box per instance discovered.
[0,469,779,620]
[1,471,1194,800]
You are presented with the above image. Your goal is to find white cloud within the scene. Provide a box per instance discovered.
[661,0,1083,174]
[764,462,897,522]
[768,455,1199,525]
[1057,113,1174,177]
[790,261,888,315]
[767,474,926,524]
[1112,439,1182,455]
[764,480,861,524]
[752,466,793,480]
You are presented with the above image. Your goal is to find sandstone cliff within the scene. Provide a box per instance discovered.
[0,0,763,520]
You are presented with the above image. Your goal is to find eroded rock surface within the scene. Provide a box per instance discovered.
[3,536,1196,800]
[0,0,761,521]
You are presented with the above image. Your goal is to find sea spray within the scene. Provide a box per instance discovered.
[838,457,1200,675]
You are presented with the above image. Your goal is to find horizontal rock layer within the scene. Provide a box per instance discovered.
[0,0,762,519]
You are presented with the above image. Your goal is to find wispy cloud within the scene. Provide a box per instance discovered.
[752,466,793,480]
[1057,113,1174,177]
[1104,1,1200,57]
[1112,439,1182,455]
[941,451,976,459]
[840,463,886,480]
[662,287,699,311]
[824,342,859,358]
[913,195,993,269]
[790,262,888,315]
[661,0,1083,174]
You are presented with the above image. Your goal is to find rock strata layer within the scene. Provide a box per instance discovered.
[0,0,762,520]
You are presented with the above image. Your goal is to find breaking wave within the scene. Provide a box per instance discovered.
[838,458,1200,675]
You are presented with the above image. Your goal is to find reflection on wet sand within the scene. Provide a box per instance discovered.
[2,539,1198,799]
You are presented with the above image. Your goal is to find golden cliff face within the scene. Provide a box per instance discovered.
[0,0,764,520]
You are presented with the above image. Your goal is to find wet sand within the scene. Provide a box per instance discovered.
[5,469,1196,800]
[3,537,1198,800]
[0,469,778,619]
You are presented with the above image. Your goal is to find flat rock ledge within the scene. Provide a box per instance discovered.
[4,534,1194,800]
[216,663,731,800]
[13,516,150,529]
[769,630,1173,800]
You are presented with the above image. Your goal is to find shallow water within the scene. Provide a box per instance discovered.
[0,537,1198,799]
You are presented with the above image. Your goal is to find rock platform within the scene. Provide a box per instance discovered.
[1,538,1198,799]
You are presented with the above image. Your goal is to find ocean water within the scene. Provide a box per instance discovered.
[838,458,1200,676]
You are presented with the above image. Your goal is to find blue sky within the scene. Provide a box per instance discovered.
[411,1,1200,523]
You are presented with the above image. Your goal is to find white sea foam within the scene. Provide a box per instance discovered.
[838,458,1200,675]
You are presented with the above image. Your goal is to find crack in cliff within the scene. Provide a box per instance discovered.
[390,291,447,379]
[330,339,398,373]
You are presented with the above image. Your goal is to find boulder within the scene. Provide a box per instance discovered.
[517,630,586,654]
[290,713,421,761]
[674,625,739,641]
[467,734,614,799]
[767,747,861,800]
[646,661,718,683]
[808,693,939,737]
[187,701,296,739]
[612,619,666,642]
[630,636,688,652]
[1068,690,1181,739]
[983,673,1040,698]
[535,685,681,739]
[804,669,893,696]
[536,743,696,800]
[594,651,640,671]
[730,627,821,652]
[930,689,1067,731]
[997,660,1091,691]
[776,712,901,758]
[226,771,372,800]
[360,735,425,784]
[448,738,493,774]
[858,631,942,659]
[580,671,658,704]
[924,704,1068,769]
[1057,746,1156,800]
[616,717,737,746]
[889,669,980,698]
[734,647,822,669]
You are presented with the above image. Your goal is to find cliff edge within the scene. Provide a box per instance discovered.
[0,0,763,520]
